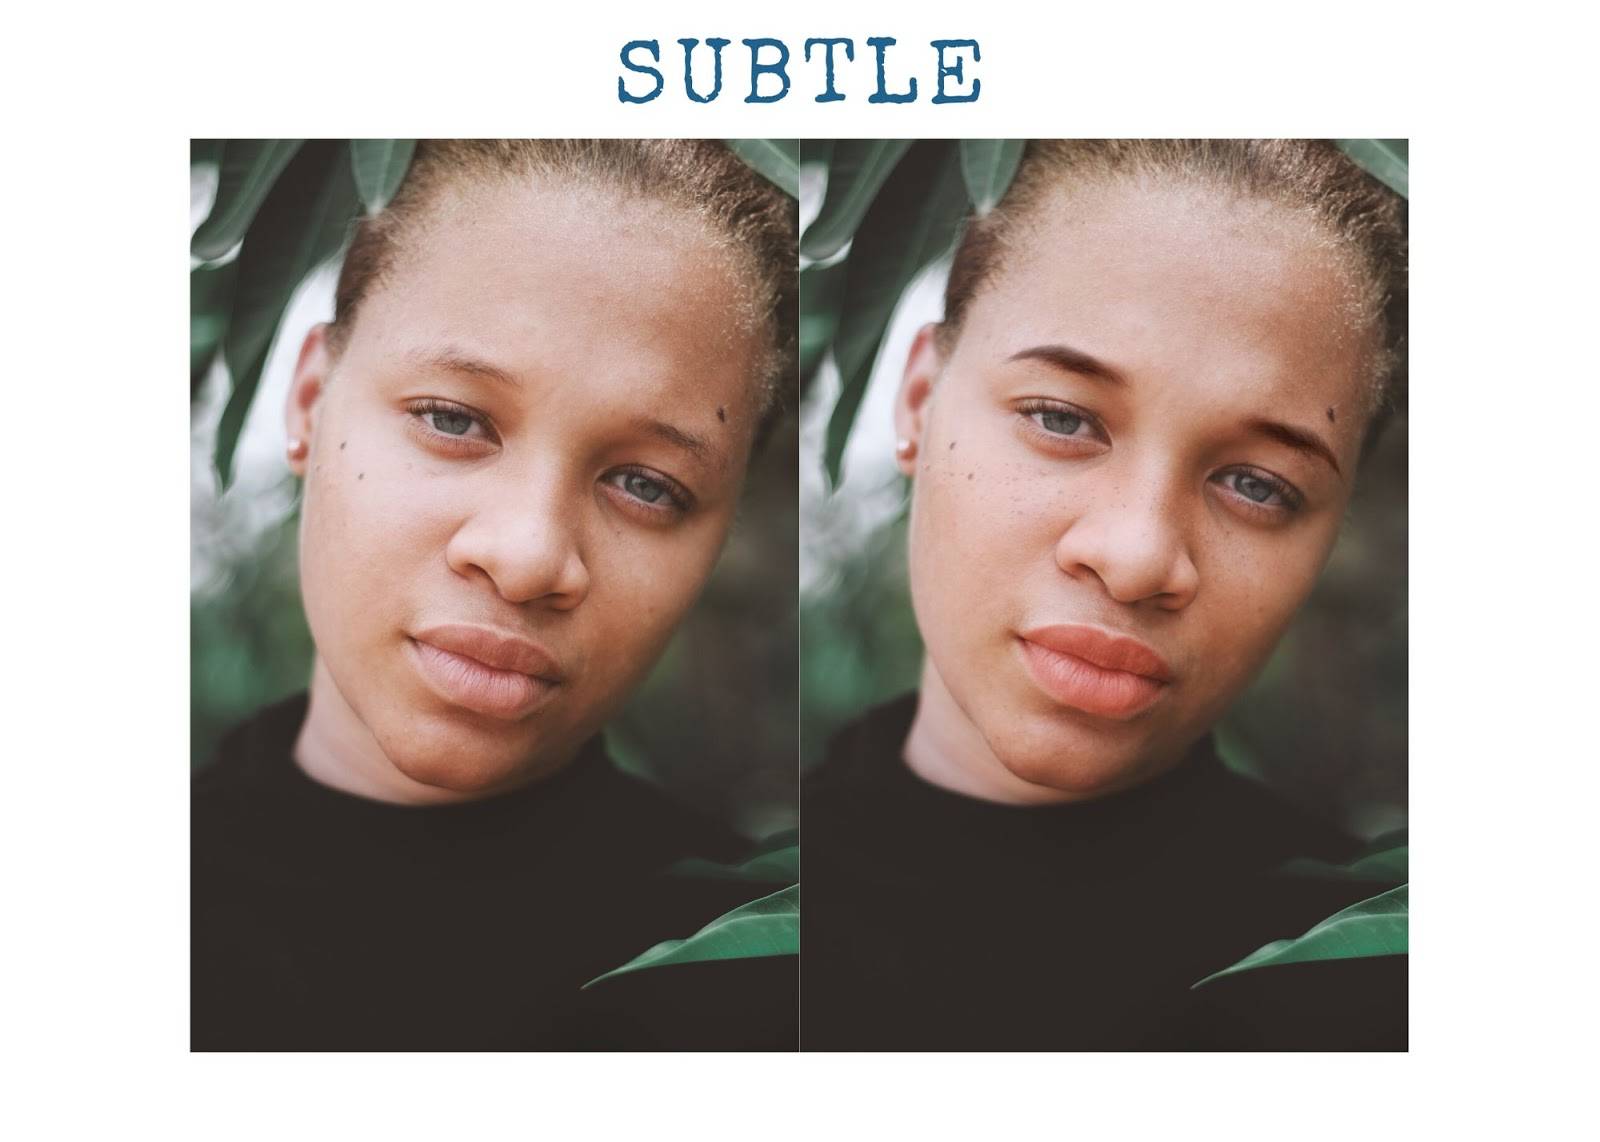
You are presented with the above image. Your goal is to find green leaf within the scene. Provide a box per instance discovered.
[349,139,416,214]
[801,139,914,260]
[583,884,799,988]
[1359,826,1408,854]
[824,141,970,487]
[958,139,1025,215]
[1213,722,1266,781]
[669,829,799,884]
[1192,884,1408,988]
[799,260,848,393]
[190,260,238,396]
[800,138,834,170]
[191,140,303,260]
[725,138,799,199]
[1335,139,1408,199]
[215,141,360,487]
[190,139,223,170]
[1279,842,1407,886]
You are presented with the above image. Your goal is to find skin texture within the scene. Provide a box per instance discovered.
[285,177,762,805]
[894,178,1376,806]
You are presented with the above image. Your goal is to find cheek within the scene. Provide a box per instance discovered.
[298,414,454,637]
[1186,519,1340,685]
[907,424,1053,644]
[584,511,732,639]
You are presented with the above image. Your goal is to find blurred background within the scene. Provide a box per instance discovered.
[799,141,1407,839]
[191,143,798,839]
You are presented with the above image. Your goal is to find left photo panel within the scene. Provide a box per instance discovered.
[190,140,799,1050]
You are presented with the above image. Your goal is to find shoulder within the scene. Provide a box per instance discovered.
[192,693,309,802]
[585,753,749,868]
[1194,756,1360,870]
[192,693,312,863]
[805,692,918,798]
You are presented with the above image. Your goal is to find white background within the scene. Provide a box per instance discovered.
[5,0,1596,1137]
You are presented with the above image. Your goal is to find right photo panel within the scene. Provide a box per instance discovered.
[799,139,1409,1051]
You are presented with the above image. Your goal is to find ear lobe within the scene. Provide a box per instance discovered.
[285,324,334,476]
[893,323,944,476]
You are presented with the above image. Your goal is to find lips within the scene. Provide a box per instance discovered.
[407,623,564,720]
[1016,623,1173,720]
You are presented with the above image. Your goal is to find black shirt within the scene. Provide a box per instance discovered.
[192,694,796,1051]
[800,695,1406,1050]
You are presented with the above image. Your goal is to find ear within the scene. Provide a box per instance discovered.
[285,324,334,477]
[893,323,944,476]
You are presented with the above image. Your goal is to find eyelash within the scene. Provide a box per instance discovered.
[1013,399,1306,518]
[600,467,693,518]
[1210,468,1305,515]
[407,398,496,450]
[1015,398,1108,446]
[405,400,693,518]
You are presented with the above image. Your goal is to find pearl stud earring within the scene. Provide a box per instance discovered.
[286,437,309,462]
[895,437,916,461]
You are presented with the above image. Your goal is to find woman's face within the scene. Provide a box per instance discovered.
[288,177,763,795]
[897,178,1376,798]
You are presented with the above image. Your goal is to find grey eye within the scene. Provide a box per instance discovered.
[429,410,475,436]
[1235,474,1276,503]
[1038,409,1083,435]
[624,473,666,503]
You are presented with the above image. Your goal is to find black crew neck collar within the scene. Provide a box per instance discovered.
[822,691,1234,827]
[212,691,615,830]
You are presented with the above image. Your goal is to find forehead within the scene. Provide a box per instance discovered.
[962,178,1374,429]
[350,176,761,418]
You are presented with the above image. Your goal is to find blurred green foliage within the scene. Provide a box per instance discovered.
[190,494,314,768]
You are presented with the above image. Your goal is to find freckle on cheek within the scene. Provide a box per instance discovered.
[340,440,347,450]
[716,406,726,422]
[358,472,364,480]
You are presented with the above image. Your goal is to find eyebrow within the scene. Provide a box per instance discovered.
[407,346,521,388]
[406,346,726,470]
[1242,417,1343,478]
[1008,343,1126,386]
[1009,342,1342,478]
[629,415,725,470]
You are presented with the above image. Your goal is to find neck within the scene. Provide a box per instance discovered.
[902,661,1095,806]
[294,658,493,806]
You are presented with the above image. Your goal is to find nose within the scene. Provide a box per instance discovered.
[1053,474,1199,611]
[445,485,591,610]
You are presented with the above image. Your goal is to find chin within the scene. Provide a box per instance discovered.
[372,711,555,795]
[984,707,1154,800]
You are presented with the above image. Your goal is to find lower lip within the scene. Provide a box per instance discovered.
[1017,638,1167,720]
[406,638,558,720]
